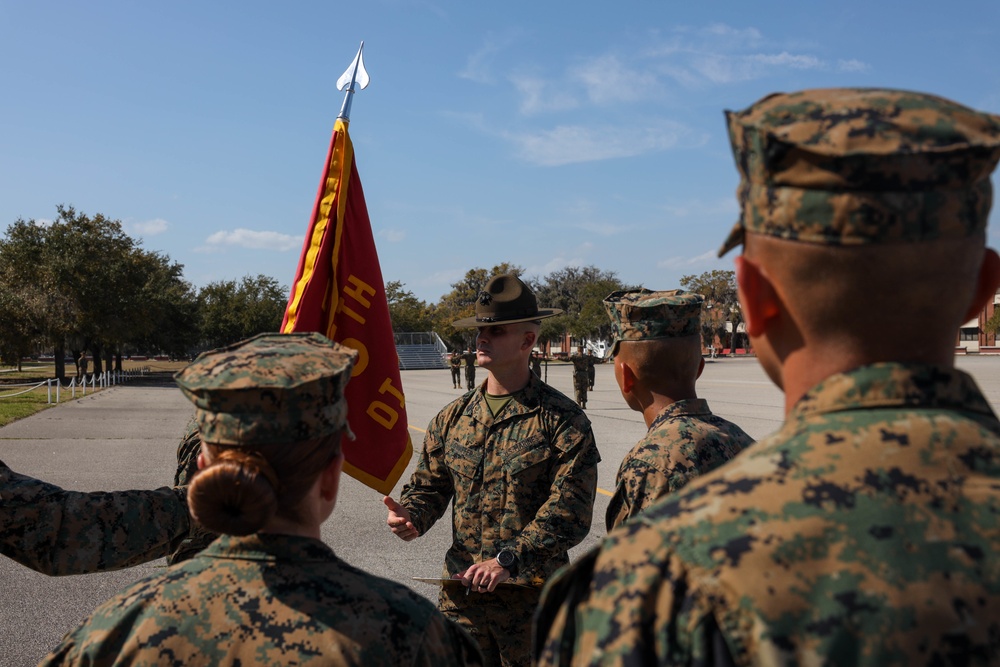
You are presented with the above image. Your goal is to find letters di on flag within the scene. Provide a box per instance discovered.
[282,118,412,494]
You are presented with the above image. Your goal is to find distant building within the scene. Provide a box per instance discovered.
[957,287,1000,354]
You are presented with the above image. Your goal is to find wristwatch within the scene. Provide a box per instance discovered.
[496,549,519,578]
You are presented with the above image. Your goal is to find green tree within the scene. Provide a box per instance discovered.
[985,308,1000,337]
[197,275,287,349]
[679,270,742,353]
[386,280,435,332]
[128,251,200,359]
[533,266,628,345]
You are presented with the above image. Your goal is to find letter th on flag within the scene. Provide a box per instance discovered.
[282,117,412,494]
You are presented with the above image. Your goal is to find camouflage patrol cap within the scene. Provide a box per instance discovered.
[603,289,703,358]
[719,88,1000,256]
[174,332,357,447]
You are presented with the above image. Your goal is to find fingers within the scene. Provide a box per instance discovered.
[383,496,418,541]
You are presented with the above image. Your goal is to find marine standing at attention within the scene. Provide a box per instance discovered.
[462,346,477,390]
[602,288,754,531]
[43,333,483,667]
[384,274,600,667]
[450,351,463,389]
[534,88,1000,665]
[567,346,590,409]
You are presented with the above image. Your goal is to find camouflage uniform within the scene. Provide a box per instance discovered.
[400,371,600,666]
[41,533,483,666]
[567,353,590,408]
[450,353,463,388]
[534,89,1000,665]
[166,418,218,564]
[0,460,189,575]
[463,350,477,390]
[44,333,483,666]
[602,289,754,531]
[536,364,1000,664]
[605,398,754,531]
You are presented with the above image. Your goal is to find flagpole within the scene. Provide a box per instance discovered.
[337,41,370,122]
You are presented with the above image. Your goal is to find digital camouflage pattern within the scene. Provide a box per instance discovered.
[166,418,218,565]
[400,371,599,664]
[175,332,356,446]
[567,354,592,407]
[603,289,704,358]
[462,350,478,390]
[0,459,189,575]
[719,88,1000,256]
[439,584,540,667]
[41,533,484,667]
[535,363,1000,665]
[605,398,754,531]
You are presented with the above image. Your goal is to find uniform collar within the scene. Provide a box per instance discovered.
[789,362,997,422]
[467,372,544,426]
[648,398,711,432]
[199,533,337,563]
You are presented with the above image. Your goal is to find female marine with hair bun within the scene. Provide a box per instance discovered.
[41,333,483,667]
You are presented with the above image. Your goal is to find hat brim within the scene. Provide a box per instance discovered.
[453,308,563,329]
[717,221,744,257]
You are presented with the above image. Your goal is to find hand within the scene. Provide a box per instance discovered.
[453,558,511,594]
[383,496,419,541]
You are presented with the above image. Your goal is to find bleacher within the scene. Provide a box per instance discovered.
[394,331,449,370]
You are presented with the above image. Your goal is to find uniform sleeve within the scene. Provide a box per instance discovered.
[512,418,599,575]
[399,421,455,536]
[606,457,672,531]
[414,614,485,667]
[0,460,189,575]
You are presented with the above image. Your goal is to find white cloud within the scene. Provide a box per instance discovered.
[459,31,522,84]
[570,54,660,106]
[644,24,868,87]
[505,120,700,167]
[197,229,302,252]
[657,249,719,269]
[837,58,870,72]
[510,75,579,115]
[128,218,168,236]
[379,228,406,242]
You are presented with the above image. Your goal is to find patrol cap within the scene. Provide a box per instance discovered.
[603,289,704,358]
[453,274,563,329]
[175,332,357,447]
[719,87,1000,257]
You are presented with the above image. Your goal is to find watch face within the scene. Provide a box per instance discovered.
[498,551,514,567]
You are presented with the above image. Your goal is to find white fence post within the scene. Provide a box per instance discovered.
[46,379,52,404]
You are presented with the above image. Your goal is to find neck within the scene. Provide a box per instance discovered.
[486,365,531,395]
[641,387,697,428]
[778,343,955,415]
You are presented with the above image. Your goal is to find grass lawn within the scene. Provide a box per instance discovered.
[0,359,191,427]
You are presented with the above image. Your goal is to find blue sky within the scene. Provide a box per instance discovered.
[2,1,1000,303]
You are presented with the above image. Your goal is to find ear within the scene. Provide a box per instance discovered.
[197,451,207,470]
[522,328,537,352]
[735,255,781,337]
[963,248,1000,322]
[619,359,637,394]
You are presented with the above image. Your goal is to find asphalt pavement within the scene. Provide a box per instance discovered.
[2,357,999,666]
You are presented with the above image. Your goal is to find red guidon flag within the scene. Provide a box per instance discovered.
[282,117,411,493]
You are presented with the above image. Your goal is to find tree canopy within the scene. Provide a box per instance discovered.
[680,269,742,351]
[0,207,285,376]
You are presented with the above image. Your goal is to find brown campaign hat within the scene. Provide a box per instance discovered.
[453,274,563,329]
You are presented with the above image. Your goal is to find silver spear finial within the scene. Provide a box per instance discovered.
[337,41,370,122]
